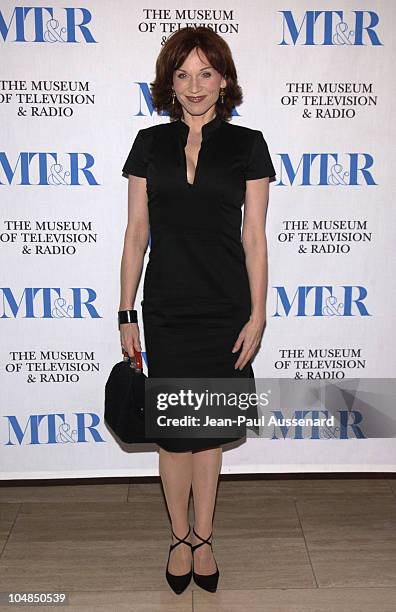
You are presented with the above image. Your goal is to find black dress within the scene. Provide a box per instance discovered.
[122,114,276,452]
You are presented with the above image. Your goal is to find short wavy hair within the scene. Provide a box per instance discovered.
[150,26,243,121]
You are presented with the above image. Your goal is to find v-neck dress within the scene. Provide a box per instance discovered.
[122,114,276,452]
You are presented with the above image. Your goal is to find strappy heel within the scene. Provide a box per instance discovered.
[191,527,219,592]
[165,525,192,594]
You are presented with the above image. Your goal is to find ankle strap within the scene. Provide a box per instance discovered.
[192,527,213,551]
[170,525,191,550]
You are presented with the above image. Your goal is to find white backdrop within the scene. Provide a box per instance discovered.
[1,0,395,479]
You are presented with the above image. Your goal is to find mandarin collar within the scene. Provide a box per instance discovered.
[176,114,223,144]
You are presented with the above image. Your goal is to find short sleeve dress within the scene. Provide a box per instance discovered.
[122,114,276,452]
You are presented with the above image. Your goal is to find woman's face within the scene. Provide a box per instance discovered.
[173,47,226,118]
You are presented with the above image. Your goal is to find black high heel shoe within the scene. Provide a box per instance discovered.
[191,527,219,592]
[165,525,192,594]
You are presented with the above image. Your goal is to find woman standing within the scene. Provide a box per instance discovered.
[119,26,276,594]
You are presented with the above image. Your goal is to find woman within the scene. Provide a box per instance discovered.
[119,26,276,594]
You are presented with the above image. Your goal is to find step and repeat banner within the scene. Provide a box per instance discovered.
[1,1,395,478]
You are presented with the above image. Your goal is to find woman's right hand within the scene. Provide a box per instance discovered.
[120,322,142,359]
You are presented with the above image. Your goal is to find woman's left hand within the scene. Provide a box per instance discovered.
[232,315,266,370]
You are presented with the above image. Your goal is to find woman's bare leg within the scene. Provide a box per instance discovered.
[191,446,222,574]
[158,447,193,575]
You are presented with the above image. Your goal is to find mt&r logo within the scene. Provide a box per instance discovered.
[1,287,101,319]
[280,10,382,45]
[0,6,96,43]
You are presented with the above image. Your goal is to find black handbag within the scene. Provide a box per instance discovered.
[104,350,154,444]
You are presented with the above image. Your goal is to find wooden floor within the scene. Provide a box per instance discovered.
[0,474,395,611]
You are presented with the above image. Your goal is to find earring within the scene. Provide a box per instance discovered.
[220,87,225,103]
[172,90,176,106]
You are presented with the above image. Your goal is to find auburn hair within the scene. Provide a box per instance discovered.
[150,26,243,121]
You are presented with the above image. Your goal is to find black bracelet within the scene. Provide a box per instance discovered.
[118,310,137,329]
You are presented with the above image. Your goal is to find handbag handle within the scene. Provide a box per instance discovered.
[122,349,143,372]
